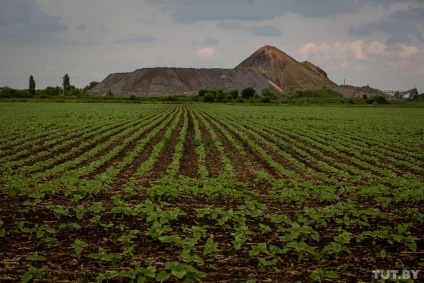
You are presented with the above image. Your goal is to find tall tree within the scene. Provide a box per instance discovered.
[29,75,36,96]
[63,74,70,87]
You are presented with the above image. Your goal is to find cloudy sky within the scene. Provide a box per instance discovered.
[1,0,423,92]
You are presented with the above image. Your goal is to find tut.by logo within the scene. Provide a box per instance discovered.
[372,270,420,281]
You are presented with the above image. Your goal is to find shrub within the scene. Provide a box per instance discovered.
[241,87,256,99]
[262,87,278,99]
[228,89,239,99]
[216,92,224,102]
[223,93,234,103]
[366,95,389,105]
[261,96,271,103]
[204,92,215,102]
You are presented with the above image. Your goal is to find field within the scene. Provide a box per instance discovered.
[0,102,423,282]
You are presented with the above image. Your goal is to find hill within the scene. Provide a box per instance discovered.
[235,45,337,90]
[89,45,336,97]
[89,68,271,97]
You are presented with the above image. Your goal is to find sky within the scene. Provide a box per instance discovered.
[1,0,423,92]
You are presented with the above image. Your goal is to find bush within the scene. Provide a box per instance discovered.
[261,96,271,103]
[216,92,224,102]
[373,96,389,104]
[204,92,215,102]
[167,96,178,101]
[223,93,233,103]
[228,89,239,99]
[302,89,342,98]
[366,95,389,105]
[241,87,256,100]
[262,87,278,99]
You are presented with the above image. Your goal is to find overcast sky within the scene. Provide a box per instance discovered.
[1,0,423,92]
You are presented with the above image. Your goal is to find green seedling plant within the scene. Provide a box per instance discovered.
[146,221,173,240]
[96,260,158,283]
[285,240,318,262]
[119,230,138,255]
[87,202,106,214]
[158,234,182,251]
[203,237,218,257]
[71,239,89,256]
[47,204,70,219]
[319,231,352,260]
[25,253,47,262]
[87,247,123,263]
[309,268,339,282]
[73,205,88,220]
[231,225,253,250]
[155,261,207,282]
[21,266,43,283]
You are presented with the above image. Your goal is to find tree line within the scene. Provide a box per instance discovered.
[0,75,99,98]
[193,86,279,103]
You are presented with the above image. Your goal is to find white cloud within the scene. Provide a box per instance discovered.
[351,40,367,60]
[367,41,388,56]
[398,45,419,58]
[196,47,219,59]
[298,40,400,63]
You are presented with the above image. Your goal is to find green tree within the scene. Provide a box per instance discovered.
[83,81,99,93]
[241,87,256,100]
[228,88,239,99]
[216,91,224,102]
[29,75,36,96]
[0,87,16,98]
[223,93,234,103]
[204,92,215,102]
[63,74,70,88]
[262,87,277,99]
[198,89,207,97]
[44,86,61,96]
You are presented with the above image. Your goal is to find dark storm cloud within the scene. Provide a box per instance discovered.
[0,0,69,43]
[147,0,362,23]
[350,7,424,44]
[114,34,157,44]
[217,22,282,37]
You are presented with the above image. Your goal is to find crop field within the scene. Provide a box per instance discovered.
[0,102,423,282]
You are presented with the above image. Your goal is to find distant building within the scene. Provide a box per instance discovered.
[399,88,418,101]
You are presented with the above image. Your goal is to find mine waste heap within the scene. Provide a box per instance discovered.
[89,45,336,97]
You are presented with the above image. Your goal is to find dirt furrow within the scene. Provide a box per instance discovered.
[177,109,200,178]
[192,111,222,178]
